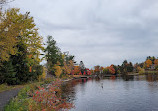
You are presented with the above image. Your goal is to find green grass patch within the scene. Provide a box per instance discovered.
[0,84,23,93]
[4,82,43,111]
[0,77,56,93]
[4,78,55,111]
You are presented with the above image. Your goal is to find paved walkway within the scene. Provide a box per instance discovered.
[0,88,21,111]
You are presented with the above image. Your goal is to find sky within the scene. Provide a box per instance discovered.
[7,0,158,68]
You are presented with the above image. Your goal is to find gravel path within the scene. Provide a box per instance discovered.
[0,88,21,111]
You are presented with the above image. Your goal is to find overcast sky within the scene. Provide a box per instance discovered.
[8,0,158,68]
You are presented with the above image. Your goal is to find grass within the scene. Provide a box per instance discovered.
[4,83,37,111]
[0,77,56,93]
[4,77,72,111]
[0,84,23,93]
[4,80,51,110]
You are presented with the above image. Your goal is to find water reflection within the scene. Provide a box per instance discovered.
[61,74,158,111]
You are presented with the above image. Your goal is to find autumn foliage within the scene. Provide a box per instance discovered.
[54,62,62,78]
[74,66,80,75]
[94,65,100,74]
[154,59,158,66]
[145,59,152,68]
[30,79,74,111]
[108,65,115,74]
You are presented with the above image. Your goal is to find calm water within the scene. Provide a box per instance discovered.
[61,74,158,111]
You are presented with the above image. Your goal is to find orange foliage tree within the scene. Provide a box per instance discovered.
[74,66,80,75]
[104,65,115,74]
[94,65,100,74]
[154,59,158,66]
[109,65,115,74]
[145,59,152,68]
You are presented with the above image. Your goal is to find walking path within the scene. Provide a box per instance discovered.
[0,88,21,111]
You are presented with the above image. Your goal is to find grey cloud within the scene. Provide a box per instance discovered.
[9,0,158,68]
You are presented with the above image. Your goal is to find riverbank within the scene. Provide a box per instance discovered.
[3,77,77,111]
[2,75,93,110]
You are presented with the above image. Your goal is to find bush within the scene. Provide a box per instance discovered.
[5,79,74,111]
[138,67,145,74]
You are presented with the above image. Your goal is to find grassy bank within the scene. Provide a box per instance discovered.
[0,84,23,93]
[4,77,74,111]
[4,79,52,110]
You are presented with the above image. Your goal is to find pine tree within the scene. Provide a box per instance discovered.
[3,60,17,85]
[45,36,61,75]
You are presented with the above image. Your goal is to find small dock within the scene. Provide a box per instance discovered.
[73,75,91,79]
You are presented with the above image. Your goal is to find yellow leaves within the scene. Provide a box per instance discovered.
[0,19,17,61]
[137,66,145,74]
[54,62,62,78]
[62,60,74,75]
[63,61,71,74]
[1,8,43,63]
[0,8,44,62]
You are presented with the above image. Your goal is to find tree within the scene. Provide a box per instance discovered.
[127,62,133,72]
[79,61,85,74]
[145,59,152,68]
[94,65,100,74]
[146,56,155,64]
[74,66,80,75]
[137,66,145,74]
[45,36,61,75]
[0,8,43,63]
[0,8,43,84]
[0,8,18,62]
[154,59,158,66]
[63,61,71,75]
[62,60,74,75]
[103,67,109,74]
[54,62,62,78]
[109,65,115,74]
[1,60,17,85]
[113,65,119,74]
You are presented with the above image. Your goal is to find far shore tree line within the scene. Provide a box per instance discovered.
[93,56,158,75]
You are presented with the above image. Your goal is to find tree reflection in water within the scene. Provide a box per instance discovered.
[61,78,91,103]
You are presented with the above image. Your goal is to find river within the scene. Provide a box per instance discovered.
[61,74,158,111]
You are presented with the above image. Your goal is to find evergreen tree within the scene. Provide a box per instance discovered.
[3,60,17,85]
[127,62,133,72]
[79,61,85,74]
[45,36,61,75]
